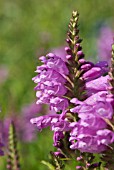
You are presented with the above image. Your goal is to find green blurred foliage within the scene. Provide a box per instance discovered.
[0,0,114,169]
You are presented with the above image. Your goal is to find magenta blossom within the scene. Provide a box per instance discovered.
[86,75,109,96]
[32,53,69,112]
[70,91,114,153]
[70,125,114,153]
[30,112,70,132]
[83,61,108,81]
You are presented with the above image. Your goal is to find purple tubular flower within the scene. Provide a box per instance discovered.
[70,91,114,153]
[30,109,71,147]
[30,109,72,149]
[83,67,101,81]
[50,97,69,112]
[39,53,69,75]
[33,53,69,112]
[69,124,114,153]
[96,129,114,146]
[30,112,71,132]
[51,118,71,132]
[71,91,113,120]
[30,114,59,131]
[82,61,108,82]
[86,75,109,96]
[80,63,93,71]
[95,61,109,73]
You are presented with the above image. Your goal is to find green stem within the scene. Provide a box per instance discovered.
[7,122,20,170]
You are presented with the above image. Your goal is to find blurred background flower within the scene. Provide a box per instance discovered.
[0,66,9,84]
[97,26,114,64]
[0,102,49,145]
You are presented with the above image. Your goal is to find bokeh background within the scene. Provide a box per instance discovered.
[0,0,114,169]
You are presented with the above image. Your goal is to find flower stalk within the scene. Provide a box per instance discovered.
[31,10,114,170]
[66,11,87,101]
[7,122,20,170]
[101,42,114,170]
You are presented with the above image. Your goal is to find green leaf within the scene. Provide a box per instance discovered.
[41,160,55,170]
